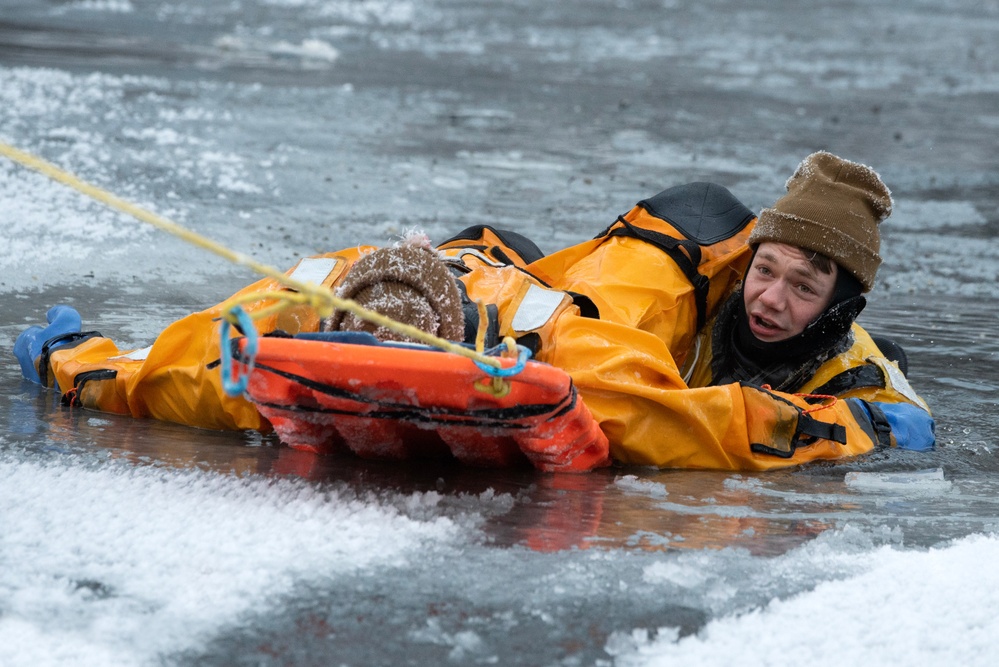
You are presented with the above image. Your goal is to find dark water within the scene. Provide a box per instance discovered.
[2,1,999,665]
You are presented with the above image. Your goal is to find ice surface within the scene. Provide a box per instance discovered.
[616,473,669,499]
[845,467,954,493]
[613,533,999,666]
[0,455,464,666]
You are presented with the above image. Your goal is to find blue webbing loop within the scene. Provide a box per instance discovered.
[220,306,258,397]
[473,344,531,377]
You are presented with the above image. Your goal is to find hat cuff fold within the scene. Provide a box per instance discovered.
[751,209,881,291]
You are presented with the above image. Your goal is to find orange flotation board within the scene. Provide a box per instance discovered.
[228,331,611,472]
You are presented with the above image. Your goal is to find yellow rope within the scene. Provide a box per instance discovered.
[0,141,504,369]
[474,299,489,352]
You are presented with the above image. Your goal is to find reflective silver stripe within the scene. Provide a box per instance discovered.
[512,284,570,334]
[114,346,152,361]
[872,356,928,410]
[287,257,340,287]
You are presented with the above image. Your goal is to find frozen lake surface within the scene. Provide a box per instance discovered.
[2,1,999,664]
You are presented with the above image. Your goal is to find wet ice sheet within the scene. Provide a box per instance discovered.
[612,533,999,666]
[3,446,999,667]
[0,452,470,666]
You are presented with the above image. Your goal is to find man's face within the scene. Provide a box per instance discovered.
[742,242,839,342]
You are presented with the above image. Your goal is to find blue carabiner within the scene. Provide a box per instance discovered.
[473,344,531,378]
[219,306,258,397]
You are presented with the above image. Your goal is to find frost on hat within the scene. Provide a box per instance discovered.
[749,151,893,292]
[325,240,465,343]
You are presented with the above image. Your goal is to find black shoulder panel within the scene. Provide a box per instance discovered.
[637,182,755,244]
[438,225,545,264]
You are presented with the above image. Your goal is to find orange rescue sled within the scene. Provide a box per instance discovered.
[230,332,610,472]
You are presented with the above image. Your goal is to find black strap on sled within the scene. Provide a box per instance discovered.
[241,359,579,429]
[598,182,755,331]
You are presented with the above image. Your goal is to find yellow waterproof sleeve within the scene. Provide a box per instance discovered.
[538,311,882,470]
[43,250,367,430]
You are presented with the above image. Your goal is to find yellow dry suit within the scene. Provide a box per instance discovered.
[34,247,371,431]
[448,182,932,470]
[24,181,931,469]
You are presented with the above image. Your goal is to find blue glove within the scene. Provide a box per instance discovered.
[852,399,936,452]
[874,401,936,451]
[14,305,82,384]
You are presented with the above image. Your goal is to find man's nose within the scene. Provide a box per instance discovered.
[757,280,787,310]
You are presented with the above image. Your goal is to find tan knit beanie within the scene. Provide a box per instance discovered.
[324,242,465,343]
[748,151,892,292]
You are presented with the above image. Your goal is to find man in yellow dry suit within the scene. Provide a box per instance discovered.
[429,151,934,469]
[15,151,934,470]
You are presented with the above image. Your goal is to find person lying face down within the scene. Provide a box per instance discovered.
[16,146,932,469]
[299,150,933,463]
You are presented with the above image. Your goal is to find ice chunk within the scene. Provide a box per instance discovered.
[615,474,668,499]
[844,468,952,493]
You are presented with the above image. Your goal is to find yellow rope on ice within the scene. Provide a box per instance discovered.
[0,140,505,369]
